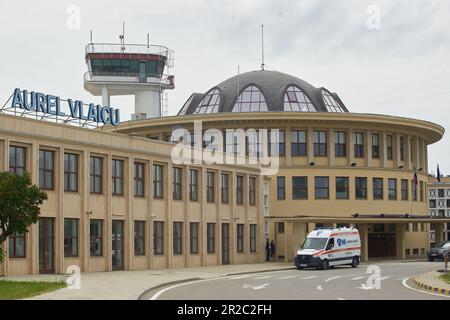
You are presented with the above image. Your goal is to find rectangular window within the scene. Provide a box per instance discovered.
[334,131,346,157]
[173,222,183,255]
[278,222,285,234]
[39,150,54,190]
[412,180,417,201]
[207,171,215,203]
[313,131,327,156]
[90,219,103,256]
[438,189,445,198]
[291,130,307,156]
[386,135,393,160]
[153,164,163,198]
[173,167,182,200]
[353,132,364,158]
[112,159,124,195]
[189,169,198,201]
[134,162,145,197]
[134,221,145,256]
[373,178,384,200]
[64,153,78,192]
[207,223,215,253]
[429,199,436,208]
[292,176,308,200]
[64,218,78,257]
[269,130,285,156]
[9,146,26,175]
[355,177,367,199]
[372,133,380,158]
[400,136,405,161]
[250,224,257,252]
[8,232,26,258]
[388,178,397,200]
[153,221,164,255]
[190,222,199,254]
[249,177,256,206]
[315,177,329,199]
[277,176,285,200]
[335,177,349,199]
[237,224,244,253]
[90,156,103,194]
[221,173,229,204]
[401,179,409,200]
[236,175,244,205]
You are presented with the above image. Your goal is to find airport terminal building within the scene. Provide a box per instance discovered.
[0,40,449,276]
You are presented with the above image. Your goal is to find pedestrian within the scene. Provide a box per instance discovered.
[270,240,276,261]
[265,239,270,262]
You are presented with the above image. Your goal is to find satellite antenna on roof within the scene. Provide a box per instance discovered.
[261,24,265,71]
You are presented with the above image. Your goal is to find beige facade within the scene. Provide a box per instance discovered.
[110,111,448,262]
[0,113,264,276]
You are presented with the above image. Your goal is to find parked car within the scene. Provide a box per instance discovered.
[427,240,450,261]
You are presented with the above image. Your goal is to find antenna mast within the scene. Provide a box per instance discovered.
[261,24,265,71]
[120,21,125,52]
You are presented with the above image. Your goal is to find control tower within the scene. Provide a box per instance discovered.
[84,37,174,120]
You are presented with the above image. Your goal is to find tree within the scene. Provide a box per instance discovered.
[0,172,47,263]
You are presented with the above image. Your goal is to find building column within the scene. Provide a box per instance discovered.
[307,127,314,165]
[127,157,134,270]
[285,128,292,166]
[380,131,387,168]
[31,142,39,274]
[435,223,445,244]
[1,139,8,276]
[358,224,369,262]
[284,222,293,262]
[329,129,335,167]
[396,223,407,260]
[102,85,110,107]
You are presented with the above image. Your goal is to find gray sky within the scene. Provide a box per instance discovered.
[0,0,449,175]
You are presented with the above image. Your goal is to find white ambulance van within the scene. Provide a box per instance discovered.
[294,227,361,270]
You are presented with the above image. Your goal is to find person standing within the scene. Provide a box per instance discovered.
[265,239,270,261]
[270,240,276,261]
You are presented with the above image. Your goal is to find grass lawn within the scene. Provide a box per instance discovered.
[440,273,450,285]
[0,280,66,300]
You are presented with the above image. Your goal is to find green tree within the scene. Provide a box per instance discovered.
[0,172,47,263]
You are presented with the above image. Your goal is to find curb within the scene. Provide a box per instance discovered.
[413,275,450,296]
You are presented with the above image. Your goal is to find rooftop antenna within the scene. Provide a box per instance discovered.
[90,29,93,43]
[119,21,125,52]
[147,33,150,48]
[261,24,265,71]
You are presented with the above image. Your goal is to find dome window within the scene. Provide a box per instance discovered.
[283,86,316,112]
[232,86,268,112]
[193,89,220,114]
[322,89,345,112]
[178,94,194,115]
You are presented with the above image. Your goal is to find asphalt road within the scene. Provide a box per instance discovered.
[148,261,450,300]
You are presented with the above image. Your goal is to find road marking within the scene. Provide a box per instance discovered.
[253,275,272,280]
[243,283,269,290]
[149,276,227,300]
[316,285,323,291]
[350,276,366,280]
[337,298,346,300]
[379,276,391,280]
[278,275,296,280]
[299,276,317,280]
[397,276,408,281]
[228,275,252,280]
[325,276,342,282]
[402,277,450,299]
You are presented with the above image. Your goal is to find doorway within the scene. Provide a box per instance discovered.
[222,223,230,265]
[112,220,125,271]
[39,218,55,274]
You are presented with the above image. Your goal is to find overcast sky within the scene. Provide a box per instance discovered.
[0,0,449,175]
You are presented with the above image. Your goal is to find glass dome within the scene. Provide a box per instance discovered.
[284,86,316,112]
[232,86,268,112]
[193,88,220,114]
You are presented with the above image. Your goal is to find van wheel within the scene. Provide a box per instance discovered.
[428,256,434,262]
[297,266,304,270]
[351,256,359,268]
[320,259,329,270]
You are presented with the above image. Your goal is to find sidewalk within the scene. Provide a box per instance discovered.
[2,262,293,300]
[414,270,450,295]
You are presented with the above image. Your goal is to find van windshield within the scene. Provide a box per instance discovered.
[302,238,328,250]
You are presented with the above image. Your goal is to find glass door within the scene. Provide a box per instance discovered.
[112,220,125,270]
[39,218,55,274]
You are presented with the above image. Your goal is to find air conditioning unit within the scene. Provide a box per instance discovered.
[131,113,147,121]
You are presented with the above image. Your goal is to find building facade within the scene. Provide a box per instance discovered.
[428,176,450,245]
[0,113,264,276]
[111,70,449,262]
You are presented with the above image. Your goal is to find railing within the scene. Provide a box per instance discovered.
[85,42,169,58]
[84,71,175,86]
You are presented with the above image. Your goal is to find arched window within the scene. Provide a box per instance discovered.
[178,94,194,115]
[322,89,345,112]
[193,89,220,114]
[283,86,316,112]
[232,86,268,112]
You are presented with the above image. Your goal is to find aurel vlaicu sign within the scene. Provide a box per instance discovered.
[10,88,120,126]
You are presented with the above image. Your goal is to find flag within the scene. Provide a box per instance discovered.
[413,169,418,186]
[437,164,441,183]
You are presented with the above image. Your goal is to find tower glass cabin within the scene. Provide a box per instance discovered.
[84,42,174,119]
